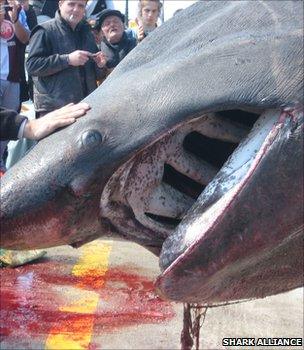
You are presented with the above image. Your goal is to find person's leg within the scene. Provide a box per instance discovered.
[0,80,20,172]
[0,80,20,109]
[0,80,9,172]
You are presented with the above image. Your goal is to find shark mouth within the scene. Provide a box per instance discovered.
[100,107,303,303]
[100,109,275,248]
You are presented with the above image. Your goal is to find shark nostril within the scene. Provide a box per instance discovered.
[80,130,103,149]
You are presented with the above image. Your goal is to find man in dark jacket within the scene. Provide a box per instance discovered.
[26,0,106,116]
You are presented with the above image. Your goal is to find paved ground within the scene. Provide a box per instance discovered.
[0,239,303,350]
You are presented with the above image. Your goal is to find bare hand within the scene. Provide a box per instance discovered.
[91,52,108,68]
[137,25,145,42]
[7,0,20,23]
[68,50,91,66]
[23,103,91,140]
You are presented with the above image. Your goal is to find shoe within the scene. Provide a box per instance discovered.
[0,248,47,267]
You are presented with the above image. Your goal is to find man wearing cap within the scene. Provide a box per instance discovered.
[95,9,137,76]
[26,0,107,117]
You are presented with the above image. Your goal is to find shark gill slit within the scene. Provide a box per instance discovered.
[144,109,260,229]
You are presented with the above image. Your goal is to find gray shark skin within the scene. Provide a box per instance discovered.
[0,1,303,303]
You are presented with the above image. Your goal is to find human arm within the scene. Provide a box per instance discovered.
[90,50,111,81]
[13,18,29,44]
[7,1,30,44]
[86,35,109,79]
[26,28,71,77]
[0,103,90,141]
[0,108,27,141]
[91,51,108,68]
[23,102,90,140]
[26,27,95,76]
[137,25,145,42]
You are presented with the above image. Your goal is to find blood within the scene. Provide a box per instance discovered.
[0,259,175,346]
[93,268,175,331]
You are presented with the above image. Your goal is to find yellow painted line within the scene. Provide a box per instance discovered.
[72,241,111,290]
[45,241,112,350]
[59,290,99,314]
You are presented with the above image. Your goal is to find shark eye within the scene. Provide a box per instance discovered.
[80,130,103,148]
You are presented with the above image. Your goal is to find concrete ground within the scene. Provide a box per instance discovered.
[0,239,303,350]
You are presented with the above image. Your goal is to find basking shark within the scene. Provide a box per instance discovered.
[1,1,303,303]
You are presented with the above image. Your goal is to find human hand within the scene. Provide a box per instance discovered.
[137,25,145,42]
[91,52,107,68]
[7,0,20,23]
[23,102,90,140]
[68,50,91,66]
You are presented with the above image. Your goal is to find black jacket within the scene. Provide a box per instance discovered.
[26,11,103,113]
[0,107,27,141]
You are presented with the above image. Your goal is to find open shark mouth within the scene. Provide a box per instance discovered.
[99,107,303,302]
[100,109,256,247]
[100,109,287,241]
[100,110,303,302]
[100,109,272,248]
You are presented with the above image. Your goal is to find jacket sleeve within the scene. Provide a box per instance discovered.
[26,27,70,77]
[0,108,28,141]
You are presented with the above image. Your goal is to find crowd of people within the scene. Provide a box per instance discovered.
[1,0,163,127]
[0,0,164,267]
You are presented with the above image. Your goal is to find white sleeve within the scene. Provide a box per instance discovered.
[18,118,28,139]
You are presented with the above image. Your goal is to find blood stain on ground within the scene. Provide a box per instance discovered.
[0,259,175,347]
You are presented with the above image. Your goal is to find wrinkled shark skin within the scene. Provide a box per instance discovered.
[0,1,303,303]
